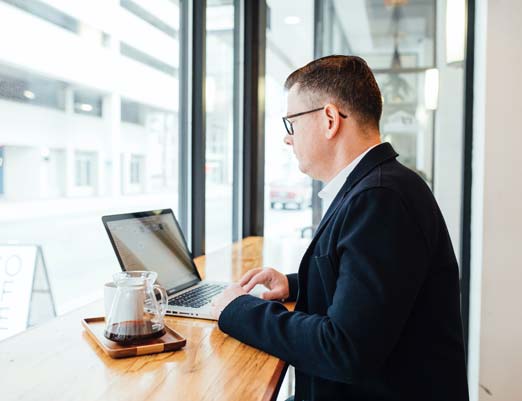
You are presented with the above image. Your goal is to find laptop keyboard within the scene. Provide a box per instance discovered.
[168,283,227,309]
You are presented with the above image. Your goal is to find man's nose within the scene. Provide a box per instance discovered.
[284,134,293,146]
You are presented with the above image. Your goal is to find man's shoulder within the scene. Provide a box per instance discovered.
[347,158,433,205]
[334,159,440,251]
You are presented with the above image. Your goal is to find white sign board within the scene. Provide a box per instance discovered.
[0,245,37,341]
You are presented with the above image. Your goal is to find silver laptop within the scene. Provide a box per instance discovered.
[102,209,251,320]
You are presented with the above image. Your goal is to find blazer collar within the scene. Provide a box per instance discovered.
[314,142,399,236]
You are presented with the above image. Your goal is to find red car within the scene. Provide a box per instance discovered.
[269,178,312,210]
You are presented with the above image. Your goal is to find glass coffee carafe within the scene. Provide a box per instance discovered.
[104,271,168,344]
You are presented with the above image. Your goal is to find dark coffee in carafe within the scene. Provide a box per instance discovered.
[104,320,166,344]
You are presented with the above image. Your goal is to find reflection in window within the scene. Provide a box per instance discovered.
[377,71,434,185]
[319,0,435,69]
[317,0,436,186]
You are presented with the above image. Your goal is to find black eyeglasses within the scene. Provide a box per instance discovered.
[282,106,347,135]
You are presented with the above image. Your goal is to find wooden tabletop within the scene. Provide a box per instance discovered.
[0,236,304,401]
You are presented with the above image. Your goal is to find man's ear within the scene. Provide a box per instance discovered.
[323,103,341,139]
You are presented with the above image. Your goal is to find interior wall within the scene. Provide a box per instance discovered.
[468,0,522,400]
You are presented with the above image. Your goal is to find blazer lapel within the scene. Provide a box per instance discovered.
[313,142,399,238]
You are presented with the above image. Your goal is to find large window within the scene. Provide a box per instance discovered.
[0,0,182,338]
[317,0,437,186]
[0,0,467,346]
[205,0,236,252]
[316,0,465,257]
[264,0,315,242]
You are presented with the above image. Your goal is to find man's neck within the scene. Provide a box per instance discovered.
[322,137,382,183]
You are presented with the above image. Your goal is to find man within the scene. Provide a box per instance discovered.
[211,55,469,401]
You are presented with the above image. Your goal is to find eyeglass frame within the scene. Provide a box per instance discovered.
[282,106,348,135]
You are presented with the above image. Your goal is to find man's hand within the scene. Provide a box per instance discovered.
[211,283,247,320]
[240,267,290,301]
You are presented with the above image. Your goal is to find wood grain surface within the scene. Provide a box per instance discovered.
[0,237,300,401]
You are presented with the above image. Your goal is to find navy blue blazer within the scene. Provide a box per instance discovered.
[219,143,469,401]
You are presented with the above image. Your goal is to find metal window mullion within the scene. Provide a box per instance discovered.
[312,0,325,231]
[242,0,266,238]
[232,0,244,242]
[179,0,190,239]
[460,0,476,360]
[191,0,206,257]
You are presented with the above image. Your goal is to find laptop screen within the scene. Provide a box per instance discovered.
[103,210,200,293]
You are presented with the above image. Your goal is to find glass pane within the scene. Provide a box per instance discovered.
[317,0,436,187]
[264,0,315,242]
[434,0,465,257]
[205,0,235,252]
[0,0,182,339]
[376,71,434,184]
[320,0,435,69]
[316,0,466,254]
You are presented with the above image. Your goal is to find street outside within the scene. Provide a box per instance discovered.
[0,188,312,333]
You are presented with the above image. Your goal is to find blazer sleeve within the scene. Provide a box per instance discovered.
[286,273,298,302]
[218,188,429,383]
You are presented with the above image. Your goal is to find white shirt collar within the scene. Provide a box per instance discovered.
[318,143,382,214]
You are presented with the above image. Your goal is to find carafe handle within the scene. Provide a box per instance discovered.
[153,284,168,317]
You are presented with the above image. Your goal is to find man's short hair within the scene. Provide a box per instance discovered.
[285,55,382,128]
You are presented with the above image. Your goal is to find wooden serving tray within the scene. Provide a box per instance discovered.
[82,317,186,358]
